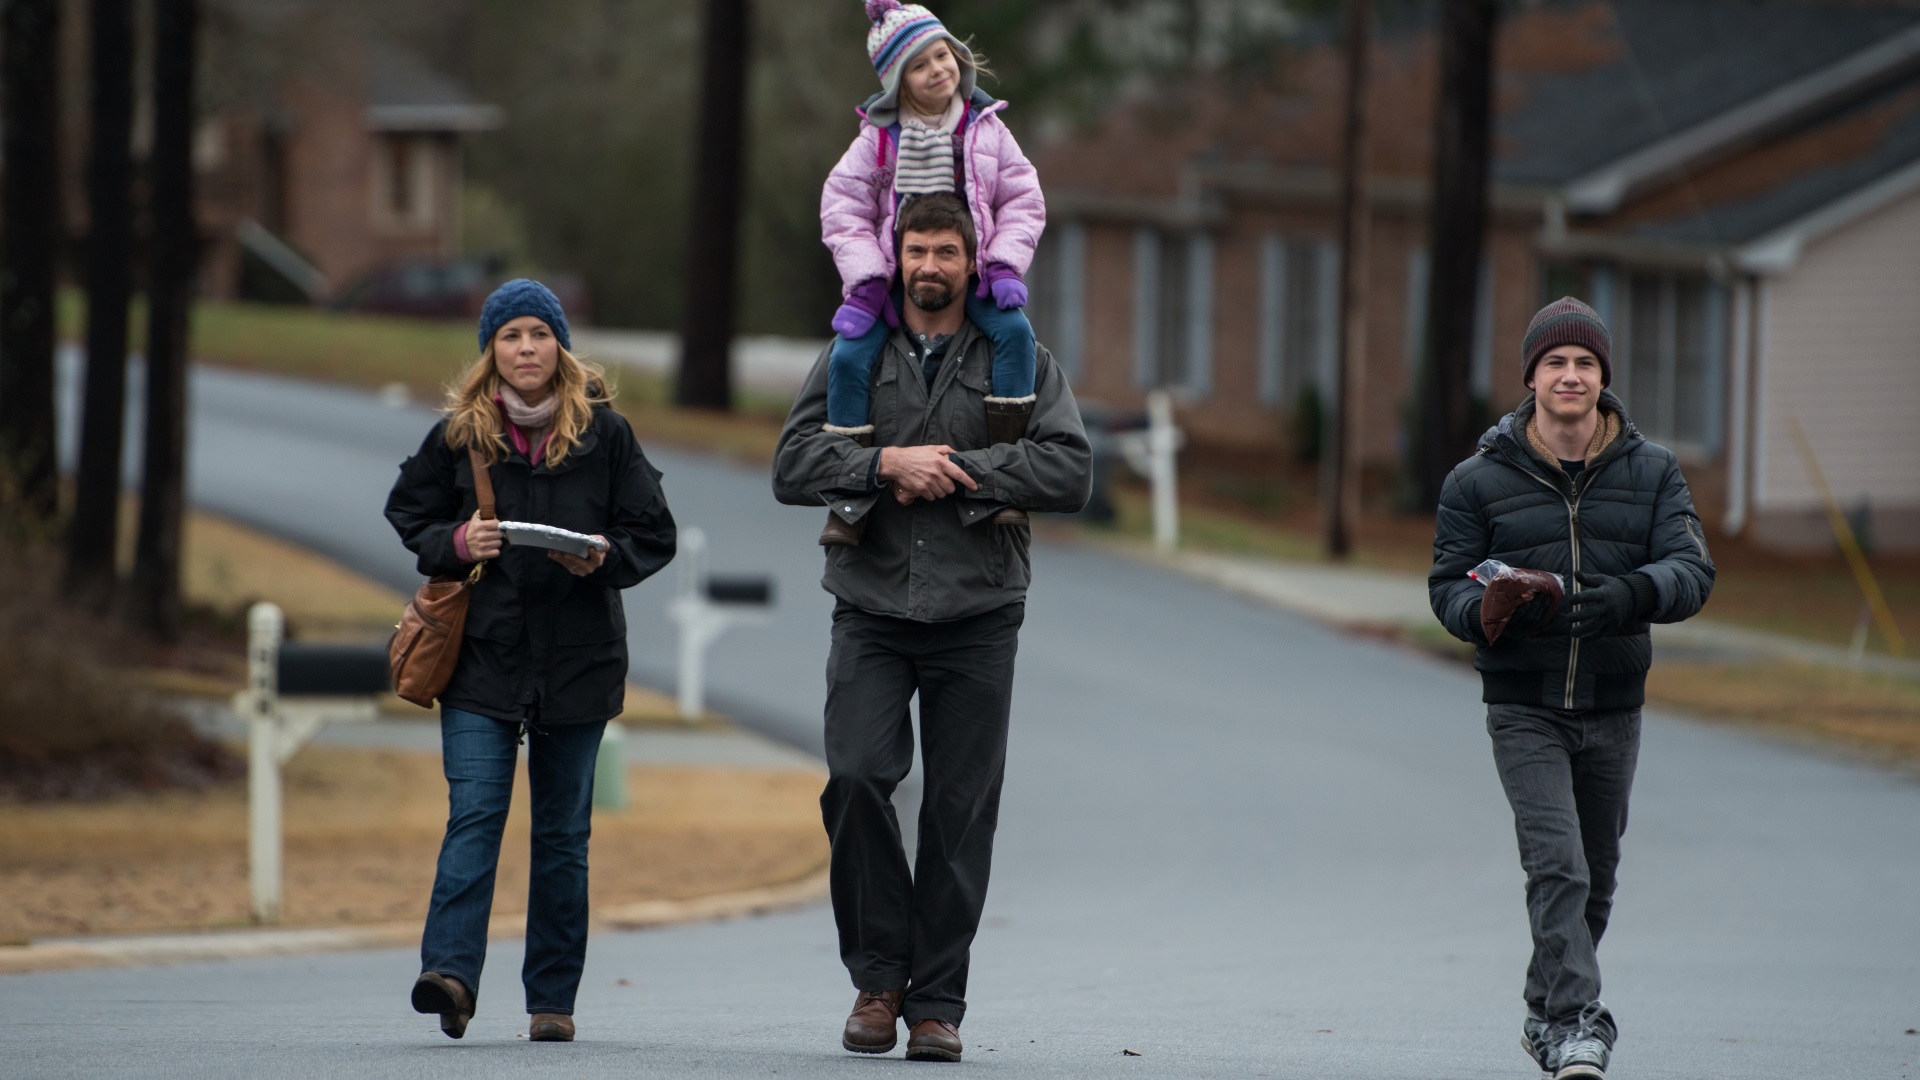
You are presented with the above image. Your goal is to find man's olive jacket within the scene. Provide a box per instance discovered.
[773,321,1092,622]
[1428,391,1716,711]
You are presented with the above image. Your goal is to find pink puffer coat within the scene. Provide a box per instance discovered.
[820,97,1046,298]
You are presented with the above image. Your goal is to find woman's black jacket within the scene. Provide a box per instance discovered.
[1428,391,1715,711]
[385,404,676,725]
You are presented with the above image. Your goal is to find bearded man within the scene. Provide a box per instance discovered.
[772,192,1092,1061]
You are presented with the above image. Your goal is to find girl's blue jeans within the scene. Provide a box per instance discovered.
[419,707,606,1015]
[825,287,1037,429]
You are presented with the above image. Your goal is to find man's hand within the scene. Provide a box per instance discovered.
[549,537,609,577]
[466,511,502,560]
[1567,572,1653,639]
[879,445,978,502]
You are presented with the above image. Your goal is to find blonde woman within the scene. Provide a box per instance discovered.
[385,279,676,1043]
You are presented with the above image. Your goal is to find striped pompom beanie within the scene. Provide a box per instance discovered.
[1522,296,1612,387]
[865,0,975,114]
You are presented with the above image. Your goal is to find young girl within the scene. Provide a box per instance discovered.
[817,0,1046,546]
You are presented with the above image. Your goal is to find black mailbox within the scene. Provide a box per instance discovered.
[277,642,393,696]
[705,575,774,606]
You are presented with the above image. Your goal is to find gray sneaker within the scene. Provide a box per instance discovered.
[1522,1010,1558,1079]
[1553,1001,1614,1080]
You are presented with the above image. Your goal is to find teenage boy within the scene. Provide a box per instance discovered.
[1429,297,1715,1079]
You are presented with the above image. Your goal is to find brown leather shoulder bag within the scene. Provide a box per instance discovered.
[389,446,495,707]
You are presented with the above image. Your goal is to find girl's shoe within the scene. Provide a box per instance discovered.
[983,397,1034,527]
[411,971,475,1039]
[819,426,876,546]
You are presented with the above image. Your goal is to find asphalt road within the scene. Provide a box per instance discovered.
[9,365,1919,1078]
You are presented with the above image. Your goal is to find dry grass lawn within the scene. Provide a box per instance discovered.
[1646,662,1920,766]
[0,747,827,943]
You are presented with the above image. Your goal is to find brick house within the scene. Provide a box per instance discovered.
[1027,0,1920,551]
[192,40,501,303]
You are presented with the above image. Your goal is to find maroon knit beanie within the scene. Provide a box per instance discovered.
[1522,297,1612,388]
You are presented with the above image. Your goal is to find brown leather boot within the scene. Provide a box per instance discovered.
[410,971,474,1040]
[819,425,876,547]
[529,1012,575,1041]
[983,397,1034,527]
[841,988,905,1054]
[905,1018,963,1062]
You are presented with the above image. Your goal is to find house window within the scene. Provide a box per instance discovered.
[1618,270,1726,453]
[1133,228,1213,394]
[1028,221,1086,380]
[373,135,436,231]
[1257,235,1338,407]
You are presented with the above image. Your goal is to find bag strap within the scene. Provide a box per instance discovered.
[468,447,496,521]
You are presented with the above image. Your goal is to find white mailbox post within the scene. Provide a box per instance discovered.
[235,603,382,923]
[665,527,774,722]
[1115,389,1186,552]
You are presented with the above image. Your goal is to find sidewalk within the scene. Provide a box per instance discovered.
[1157,547,1920,681]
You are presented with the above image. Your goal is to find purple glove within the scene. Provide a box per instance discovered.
[977,263,1027,309]
[831,278,890,338]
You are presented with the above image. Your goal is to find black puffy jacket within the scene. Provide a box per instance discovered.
[1429,392,1714,711]
[385,405,676,725]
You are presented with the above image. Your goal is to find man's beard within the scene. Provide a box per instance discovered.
[907,273,958,312]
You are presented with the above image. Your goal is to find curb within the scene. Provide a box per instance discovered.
[0,867,829,977]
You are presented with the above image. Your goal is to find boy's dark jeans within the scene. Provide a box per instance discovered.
[420,707,606,1015]
[1486,702,1640,1034]
[820,600,1024,1028]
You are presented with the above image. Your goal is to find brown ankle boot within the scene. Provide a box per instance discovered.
[841,988,905,1054]
[819,425,876,547]
[984,397,1034,527]
[410,971,474,1040]
[905,1018,963,1061]
[529,1012,575,1041]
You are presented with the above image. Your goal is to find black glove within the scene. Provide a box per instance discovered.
[1567,572,1658,639]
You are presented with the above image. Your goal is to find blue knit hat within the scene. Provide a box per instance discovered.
[478,278,571,353]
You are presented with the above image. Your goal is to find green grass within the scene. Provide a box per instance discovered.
[58,291,790,461]
[60,290,475,393]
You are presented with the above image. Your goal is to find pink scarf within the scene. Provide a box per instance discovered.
[495,385,556,465]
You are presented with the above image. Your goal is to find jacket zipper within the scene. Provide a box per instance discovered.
[1513,462,1584,709]
[1683,515,1707,558]
[1564,489,1584,709]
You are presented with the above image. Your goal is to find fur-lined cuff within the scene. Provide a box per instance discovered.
[821,423,875,437]
[983,394,1037,406]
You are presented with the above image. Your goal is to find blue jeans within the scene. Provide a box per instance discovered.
[825,285,1038,429]
[419,707,606,1015]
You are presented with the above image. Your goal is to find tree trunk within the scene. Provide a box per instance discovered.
[0,0,63,521]
[1323,0,1372,561]
[65,0,136,607]
[1412,0,1498,511]
[129,0,196,640]
[675,0,749,412]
